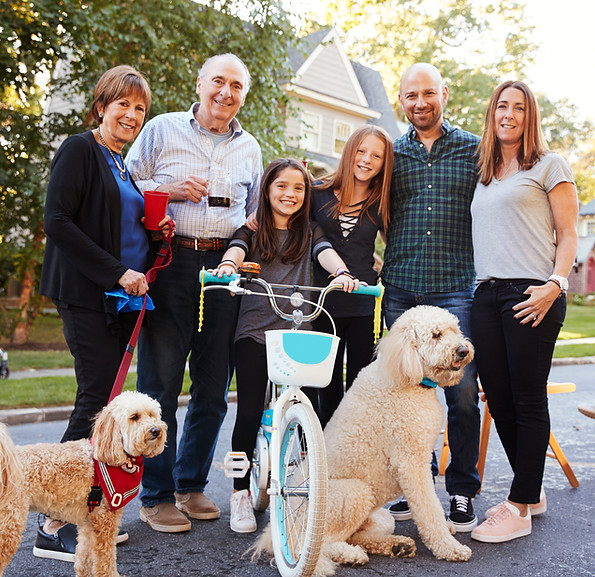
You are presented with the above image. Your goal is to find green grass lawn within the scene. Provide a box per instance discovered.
[0,372,200,410]
[558,302,595,339]
[0,303,592,409]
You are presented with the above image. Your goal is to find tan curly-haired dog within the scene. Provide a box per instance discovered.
[253,305,474,576]
[0,390,167,577]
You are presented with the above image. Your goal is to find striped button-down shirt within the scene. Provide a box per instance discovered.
[126,103,262,239]
[382,120,480,293]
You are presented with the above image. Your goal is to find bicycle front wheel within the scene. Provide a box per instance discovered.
[270,402,327,577]
[251,429,270,511]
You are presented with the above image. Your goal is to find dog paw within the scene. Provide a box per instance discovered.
[391,537,416,558]
[445,543,472,562]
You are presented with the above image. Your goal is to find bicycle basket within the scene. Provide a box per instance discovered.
[265,330,340,388]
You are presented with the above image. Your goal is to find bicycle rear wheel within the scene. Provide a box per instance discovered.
[270,402,327,577]
[251,429,270,511]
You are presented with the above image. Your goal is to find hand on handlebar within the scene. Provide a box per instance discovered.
[329,273,361,293]
[212,263,237,278]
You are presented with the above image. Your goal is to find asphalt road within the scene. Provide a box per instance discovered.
[3,363,594,577]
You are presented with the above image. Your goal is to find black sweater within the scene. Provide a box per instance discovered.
[40,130,144,314]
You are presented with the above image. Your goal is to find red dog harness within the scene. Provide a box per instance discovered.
[89,454,143,511]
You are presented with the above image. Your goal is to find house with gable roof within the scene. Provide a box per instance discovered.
[283,27,401,175]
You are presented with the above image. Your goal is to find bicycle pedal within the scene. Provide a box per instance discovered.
[223,451,250,478]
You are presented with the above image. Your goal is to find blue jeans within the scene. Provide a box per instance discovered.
[383,283,481,498]
[471,279,565,504]
[137,246,240,507]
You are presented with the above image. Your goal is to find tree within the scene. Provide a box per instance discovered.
[303,0,536,135]
[0,0,296,343]
[303,0,592,145]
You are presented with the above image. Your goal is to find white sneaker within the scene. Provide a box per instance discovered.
[230,490,257,533]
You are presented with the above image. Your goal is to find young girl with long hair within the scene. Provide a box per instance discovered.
[213,158,358,534]
[309,125,393,427]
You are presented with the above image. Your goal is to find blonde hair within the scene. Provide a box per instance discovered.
[85,65,151,126]
[478,80,548,185]
[317,125,393,231]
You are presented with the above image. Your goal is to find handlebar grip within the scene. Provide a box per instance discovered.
[199,270,239,284]
[353,284,383,297]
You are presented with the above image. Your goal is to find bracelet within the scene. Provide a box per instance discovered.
[546,278,561,290]
[333,268,355,280]
[219,259,237,269]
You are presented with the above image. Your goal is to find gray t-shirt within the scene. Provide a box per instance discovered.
[471,153,574,283]
[232,224,332,345]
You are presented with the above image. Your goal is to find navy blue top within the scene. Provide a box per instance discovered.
[99,146,149,272]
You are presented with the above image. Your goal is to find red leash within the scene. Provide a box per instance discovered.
[107,226,174,403]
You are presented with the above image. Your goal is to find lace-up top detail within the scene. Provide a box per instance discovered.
[338,200,364,238]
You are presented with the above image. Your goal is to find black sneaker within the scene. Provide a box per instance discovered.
[33,521,129,562]
[448,495,478,532]
[33,522,76,562]
[388,497,412,521]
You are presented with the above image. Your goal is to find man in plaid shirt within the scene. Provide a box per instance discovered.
[382,63,481,532]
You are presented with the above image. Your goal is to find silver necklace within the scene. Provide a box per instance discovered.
[97,127,127,181]
[499,159,518,180]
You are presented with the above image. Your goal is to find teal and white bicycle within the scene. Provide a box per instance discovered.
[200,265,382,577]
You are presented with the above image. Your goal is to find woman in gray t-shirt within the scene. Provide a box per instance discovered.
[470,81,578,544]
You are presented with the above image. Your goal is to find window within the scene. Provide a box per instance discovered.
[300,111,322,152]
[334,121,353,156]
[587,221,595,235]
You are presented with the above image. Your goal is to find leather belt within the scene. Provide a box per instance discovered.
[173,236,229,252]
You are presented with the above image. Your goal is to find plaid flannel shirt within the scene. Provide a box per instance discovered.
[382,120,480,293]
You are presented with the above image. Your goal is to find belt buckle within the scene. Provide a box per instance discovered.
[194,238,199,251]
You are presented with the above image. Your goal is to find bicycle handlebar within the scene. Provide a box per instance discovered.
[199,270,383,297]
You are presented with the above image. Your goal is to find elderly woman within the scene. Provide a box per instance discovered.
[470,80,578,543]
[38,65,170,559]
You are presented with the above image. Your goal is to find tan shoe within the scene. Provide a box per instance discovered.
[175,492,220,520]
[140,503,191,533]
[578,404,595,419]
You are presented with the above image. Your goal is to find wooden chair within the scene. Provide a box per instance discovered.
[438,381,579,490]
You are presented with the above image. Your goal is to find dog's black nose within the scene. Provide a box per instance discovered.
[455,345,469,360]
[150,427,162,439]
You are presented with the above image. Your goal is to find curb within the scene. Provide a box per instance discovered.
[0,391,238,426]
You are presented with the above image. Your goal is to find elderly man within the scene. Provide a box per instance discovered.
[127,53,262,533]
[382,63,481,532]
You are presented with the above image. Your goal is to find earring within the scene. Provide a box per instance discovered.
[99,113,103,120]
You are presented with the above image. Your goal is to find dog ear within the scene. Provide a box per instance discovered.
[379,324,423,387]
[92,403,128,466]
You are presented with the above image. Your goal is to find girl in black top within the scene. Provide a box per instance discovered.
[309,125,393,427]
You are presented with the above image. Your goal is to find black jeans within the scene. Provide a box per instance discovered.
[306,314,375,428]
[471,279,565,504]
[58,305,138,442]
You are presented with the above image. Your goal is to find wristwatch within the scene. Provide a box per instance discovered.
[548,274,569,292]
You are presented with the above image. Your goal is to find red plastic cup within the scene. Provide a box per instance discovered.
[144,190,169,230]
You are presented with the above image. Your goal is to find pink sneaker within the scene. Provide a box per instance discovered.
[485,489,546,518]
[471,501,531,543]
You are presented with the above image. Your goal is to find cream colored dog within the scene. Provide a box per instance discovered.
[0,391,167,577]
[253,305,474,576]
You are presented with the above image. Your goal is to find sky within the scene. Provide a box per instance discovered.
[524,0,595,123]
